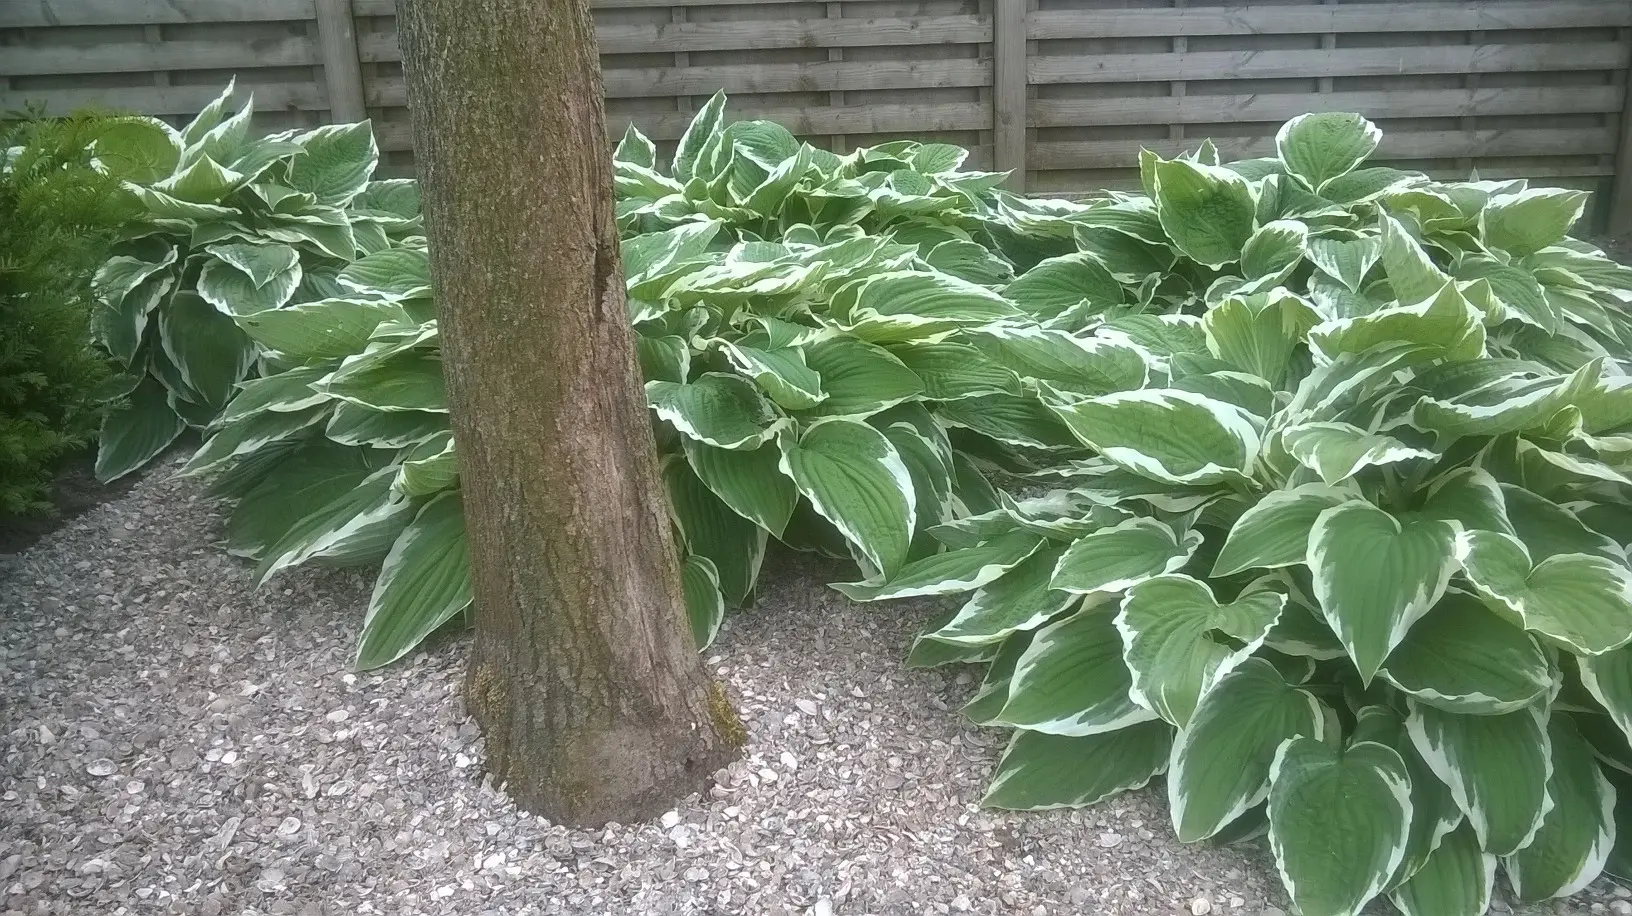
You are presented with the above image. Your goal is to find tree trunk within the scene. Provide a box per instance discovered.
[394,0,741,826]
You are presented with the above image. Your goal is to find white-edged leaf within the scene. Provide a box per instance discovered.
[1391,822,1496,916]
[1406,700,1552,857]
[1457,529,1632,656]
[1212,483,1353,577]
[1379,592,1551,715]
[681,555,727,651]
[833,529,1045,602]
[927,543,1076,646]
[1276,112,1382,190]
[1282,421,1435,486]
[1050,517,1201,595]
[1503,715,1616,900]
[355,491,471,669]
[982,722,1173,811]
[647,373,786,450]
[992,608,1156,736]
[1051,388,1261,486]
[779,418,916,578]
[94,377,186,482]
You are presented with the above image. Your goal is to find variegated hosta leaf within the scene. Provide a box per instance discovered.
[682,439,797,538]
[1308,281,1484,363]
[1281,421,1434,486]
[1202,289,1317,388]
[885,341,1021,401]
[1379,592,1550,715]
[1580,646,1632,748]
[799,337,922,417]
[1308,501,1459,684]
[1390,822,1495,916]
[1411,358,1603,444]
[1415,466,1512,535]
[1348,705,1462,892]
[991,609,1155,736]
[664,456,765,607]
[158,292,257,410]
[646,373,787,451]
[1378,213,1450,304]
[1502,484,1623,562]
[926,543,1075,646]
[1051,388,1262,487]
[95,377,187,482]
[226,444,373,559]
[779,418,916,578]
[838,270,1023,343]
[1276,112,1381,191]
[1482,188,1591,258]
[355,491,471,670]
[1116,574,1284,726]
[1239,219,1307,283]
[395,433,457,497]
[1267,737,1411,916]
[1457,529,1632,656]
[1503,715,1616,901]
[1050,517,1201,596]
[1212,483,1353,577]
[680,555,726,651]
[1406,700,1551,857]
[1152,158,1257,268]
[1169,659,1327,842]
[832,529,1044,602]
[983,721,1173,811]
[234,299,407,361]
[181,405,327,479]
[716,340,825,410]
[1001,252,1123,321]
[254,467,414,585]
[1306,236,1380,294]
[336,246,432,301]
[962,326,1148,397]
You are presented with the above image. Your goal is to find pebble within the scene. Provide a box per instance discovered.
[1192,898,1212,915]
[84,758,118,777]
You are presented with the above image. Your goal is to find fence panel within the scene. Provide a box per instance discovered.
[2,0,1630,228]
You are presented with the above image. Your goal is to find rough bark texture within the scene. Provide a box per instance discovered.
[394,0,741,826]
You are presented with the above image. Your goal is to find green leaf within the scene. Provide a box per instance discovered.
[206,242,300,288]
[646,373,785,450]
[1482,188,1591,257]
[256,467,414,583]
[1308,501,1458,684]
[928,543,1076,646]
[1457,529,1632,656]
[1203,290,1318,388]
[716,340,825,410]
[235,299,407,361]
[779,418,916,578]
[1275,112,1382,190]
[1503,715,1616,900]
[321,349,447,413]
[1411,358,1602,444]
[1307,236,1381,293]
[886,341,1021,401]
[1321,167,1412,205]
[842,270,1024,343]
[337,246,433,301]
[1390,822,1496,916]
[181,406,327,480]
[217,366,330,426]
[983,722,1173,811]
[1153,158,1257,268]
[1581,647,1632,750]
[1378,214,1451,304]
[992,608,1155,736]
[284,122,379,205]
[1240,219,1308,281]
[1417,466,1512,535]
[1169,658,1327,842]
[1502,484,1622,562]
[681,555,727,650]
[672,91,728,183]
[159,291,257,410]
[226,444,373,558]
[324,402,444,448]
[1406,701,1551,856]
[636,335,689,384]
[1267,737,1411,916]
[799,337,922,417]
[833,529,1045,602]
[1282,421,1434,486]
[1309,282,1483,363]
[923,239,1014,286]
[1117,574,1285,727]
[396,433,457,497]
[964,327,1148,398]
[355,492,471,669]
[93,116,181,184]
[938,394,1081,451]
[1052,388,1261,486]
[95,377,186,482]
[153,154,241,203]
[1050,517,1201,595]
[1212,485,1355,577]
[196,255,302,316]
[1002,253,1123,321]
[1379,592,1550,715]
[682,439,796,538]
[1455,255,1558,334]
[664,456,764,605]
[615,123,657,169]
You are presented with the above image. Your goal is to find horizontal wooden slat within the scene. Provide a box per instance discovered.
[1029,2,1632,40]
[372,117,990,153]
[0,0,314,27]
[353,0,825,10]
[0,82,327,116]
[1032,128,1619,170]
[1,37,321,76]
[1031,43,1630,85]
[595,16,989,54]
[1032,86,1626,129]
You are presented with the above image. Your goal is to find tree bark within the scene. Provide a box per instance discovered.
[394,0,741,826]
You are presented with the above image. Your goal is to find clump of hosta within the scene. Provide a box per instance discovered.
[858,112,1632,916]
[87,80,414,481]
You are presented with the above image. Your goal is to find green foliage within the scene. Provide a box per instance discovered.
[0,110,129,515]
[870,111,1632,915]
[86,80,392,481]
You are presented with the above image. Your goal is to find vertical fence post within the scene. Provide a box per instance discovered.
[315,0,367,124]
[993,0,1027,193]
[1612,30,1632,235]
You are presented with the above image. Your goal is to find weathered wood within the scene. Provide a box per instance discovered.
[394,0,740,826]
[1027,2,1632,40]
[992,0,1025,191]
[1029,44,1629,85]
[0,0,314,27]
[0,83,329,116]
[315,0,367,122]
[593,16,991,53]
[2,38,321,75]
[1029,86,1627,129]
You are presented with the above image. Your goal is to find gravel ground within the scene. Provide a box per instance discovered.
[0,455,1618,916]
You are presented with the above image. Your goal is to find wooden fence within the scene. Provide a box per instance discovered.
[4,0,1632,230]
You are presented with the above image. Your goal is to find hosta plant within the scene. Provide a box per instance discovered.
[857,113,1632,916]
[87,80,411,481]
